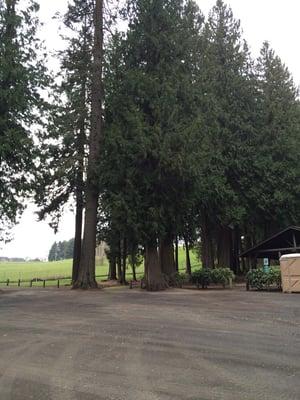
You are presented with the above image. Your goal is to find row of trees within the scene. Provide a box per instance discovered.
[48,239,75,261]
[1,0,300,290]
[100,0,300,288]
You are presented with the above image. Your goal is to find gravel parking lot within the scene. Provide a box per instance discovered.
[0,287,299,400]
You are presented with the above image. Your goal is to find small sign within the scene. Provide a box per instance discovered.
[263,258,269,266]
[263,258,270,272]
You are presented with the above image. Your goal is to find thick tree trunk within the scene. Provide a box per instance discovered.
[201,216,214,269]
[217,225,233,268]
[184,236,192,275]
[108,255,117,280]
[160,236,176,277]
[145,242,168,291]
[73,0,103,289]
[73,193,98,288]
[131,247,137,281]
[72,188,83,283]
[132,261,137,281]
[72,86,86,283]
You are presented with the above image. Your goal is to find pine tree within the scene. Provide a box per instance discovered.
[35,0,93,283]
[194,0,257,270]
[0,0,48,241]
[73,0,104,289]
[102,0,203,290]
[246,42,300,237]
[48,242,58,261]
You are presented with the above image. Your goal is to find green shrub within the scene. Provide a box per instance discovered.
[191,268,234,288]
[191,269,211,287]
[211,268,235,286]
[167,272,188,287]
[246,268,281,291]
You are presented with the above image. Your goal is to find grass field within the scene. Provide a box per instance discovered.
[0,247,200,286]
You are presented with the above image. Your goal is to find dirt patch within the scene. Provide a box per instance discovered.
[0,288,299,400]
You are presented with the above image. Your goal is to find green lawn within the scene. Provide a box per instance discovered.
[0,259,110,282]
[0,247,200,286]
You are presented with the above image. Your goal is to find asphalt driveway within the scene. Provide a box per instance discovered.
[0,287,299,400]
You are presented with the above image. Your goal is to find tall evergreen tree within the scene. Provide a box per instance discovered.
[245,42,300,239]
[101,0,203,290]
[0,0,48,241]
[73,0,104,289]
[35,0,93,283]
[194,0,257,270]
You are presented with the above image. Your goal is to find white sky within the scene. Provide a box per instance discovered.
[0,0,299,260]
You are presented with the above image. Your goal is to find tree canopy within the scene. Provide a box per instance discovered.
[0,0,48,241]
[1,0,299,290]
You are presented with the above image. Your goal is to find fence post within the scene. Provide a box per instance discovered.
[18,279,21,287]
[43,280,46,288]
[57,280,60,289]
[6,279,9,287]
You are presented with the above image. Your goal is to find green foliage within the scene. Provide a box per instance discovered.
[101,0,204,248]
[48,239,75,262]
[191,269,211,286]
[35,0,93,230]
[191,268,234,287]
[0,0,49,240]
[98,0,300,278]
[246,268,282,291]
[211,268,235,285]
[167,272,189,288]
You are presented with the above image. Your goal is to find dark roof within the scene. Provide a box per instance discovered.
[240,226,300,260]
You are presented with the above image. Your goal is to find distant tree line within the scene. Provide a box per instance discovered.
[0,257,26,263]
[48,239,74,262]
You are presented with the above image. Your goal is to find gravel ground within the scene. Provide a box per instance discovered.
[0,286,299,400]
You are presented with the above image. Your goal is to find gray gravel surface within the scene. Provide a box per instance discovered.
[0,287,299,400]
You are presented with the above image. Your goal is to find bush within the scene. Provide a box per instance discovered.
[191,269,211,287]
[211,268,235,286]
[246,268,281,291]
[167,272,188,288]
[191,268,234,288]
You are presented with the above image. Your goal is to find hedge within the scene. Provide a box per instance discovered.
[191,268,235,288]
[246,268,281,291]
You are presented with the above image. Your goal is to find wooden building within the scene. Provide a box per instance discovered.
[240,226,300,261]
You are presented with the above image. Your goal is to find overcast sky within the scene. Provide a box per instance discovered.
[0,0,299,260]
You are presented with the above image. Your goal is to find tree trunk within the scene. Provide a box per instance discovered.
[108,255,117,280]
[175,236,179,272]
[73,194,98,288]
[132,261,137,281]
[72,187,83,283]
[201,216,214,269]
[160,236,176,277]
[117,238,123,283]
[217,225,233,268]
[121,237,127,284]
[232,226,241,275]
[184,236,191,275]
[131,248,137,281]
[73,0,103,289]
[71,74,86,283]
[145,242,168,291]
